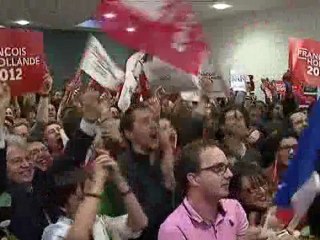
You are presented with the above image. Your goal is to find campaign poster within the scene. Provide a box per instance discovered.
[0,29,44,96]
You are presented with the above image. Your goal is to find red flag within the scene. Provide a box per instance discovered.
[96,0,208,75]
[69,70,82,89]
[138,70,151,99]
[289,38,320,87]
[66,70,82,104]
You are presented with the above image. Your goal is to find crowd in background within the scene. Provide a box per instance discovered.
[0,68,319,240]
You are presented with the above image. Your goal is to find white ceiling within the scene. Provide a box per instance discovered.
[0,0,318,30]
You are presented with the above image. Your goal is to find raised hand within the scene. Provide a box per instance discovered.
[159,119,177,150]
[93,149,122,183]
[146,96,161,120]
[0,80,11,110]
[243,226,268,240]
[39,73,53,95]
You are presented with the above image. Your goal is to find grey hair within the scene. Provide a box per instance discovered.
[5,134,28,150]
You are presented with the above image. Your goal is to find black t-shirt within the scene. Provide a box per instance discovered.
[118,149,175,240]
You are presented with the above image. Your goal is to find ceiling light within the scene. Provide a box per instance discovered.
[126,27,136,32]
[14,20,30,26]
[211,2,232,10]
[103,12,116,19]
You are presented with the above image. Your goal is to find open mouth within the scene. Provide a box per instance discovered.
[221,182,230,188]
[20,168,33,178]
[150,132,158,140]
[37,156,48,166]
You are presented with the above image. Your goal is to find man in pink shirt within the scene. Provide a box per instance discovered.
[158,140,249,240]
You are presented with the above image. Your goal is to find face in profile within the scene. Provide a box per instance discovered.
[277,137,298,167]
[190,146,233,200]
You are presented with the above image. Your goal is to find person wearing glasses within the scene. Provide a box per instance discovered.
[158,140,254,240]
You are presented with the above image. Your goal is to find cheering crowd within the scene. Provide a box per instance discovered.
[0,65,319,240]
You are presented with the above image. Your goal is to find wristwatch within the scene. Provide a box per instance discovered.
[84,193,102,199]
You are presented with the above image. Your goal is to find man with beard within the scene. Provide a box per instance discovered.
[219,107,262,166]
[115,103,176,240]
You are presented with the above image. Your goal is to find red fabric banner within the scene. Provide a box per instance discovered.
[96,0,208,75]
[0,29,45,96]
[289,38,320,87]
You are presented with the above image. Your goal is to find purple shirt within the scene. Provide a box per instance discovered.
[158,198,248,240]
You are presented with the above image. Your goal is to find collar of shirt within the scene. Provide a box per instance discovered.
[182,198,227,226]
[58,216,74,226]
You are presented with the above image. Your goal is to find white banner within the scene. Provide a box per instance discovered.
[200,64,228,98]
[80,35,124,90]
[230,70,248,92]
[143,57,199,93]
[118,52,144,112]
[180,91,200,102]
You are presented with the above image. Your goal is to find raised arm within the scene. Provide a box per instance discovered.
[36,73,52,124]
[65,153,110,240]
[0,81,11,193]
[63,91,101,166]
[159,120,176,192]
[29,74,52,141]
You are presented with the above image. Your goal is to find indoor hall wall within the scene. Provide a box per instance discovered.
[42,29,133,89]
[203,4,320,99]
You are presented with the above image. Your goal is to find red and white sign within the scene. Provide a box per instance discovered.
[0,29,44,96]
[80,35,124,90]
[96,0,209,75]
[274,81,286,95]
[289,38,320,87]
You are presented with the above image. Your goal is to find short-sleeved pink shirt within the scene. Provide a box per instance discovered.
[158,198,248,240]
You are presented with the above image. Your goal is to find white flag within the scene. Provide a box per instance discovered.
[143,57,199,93]
[118,52,145,112]
[80,35,124,90]
[180,91,200,102]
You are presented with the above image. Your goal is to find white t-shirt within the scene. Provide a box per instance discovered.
[42,215,141,240]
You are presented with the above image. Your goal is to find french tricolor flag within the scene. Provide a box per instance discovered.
[275,99,320,222]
